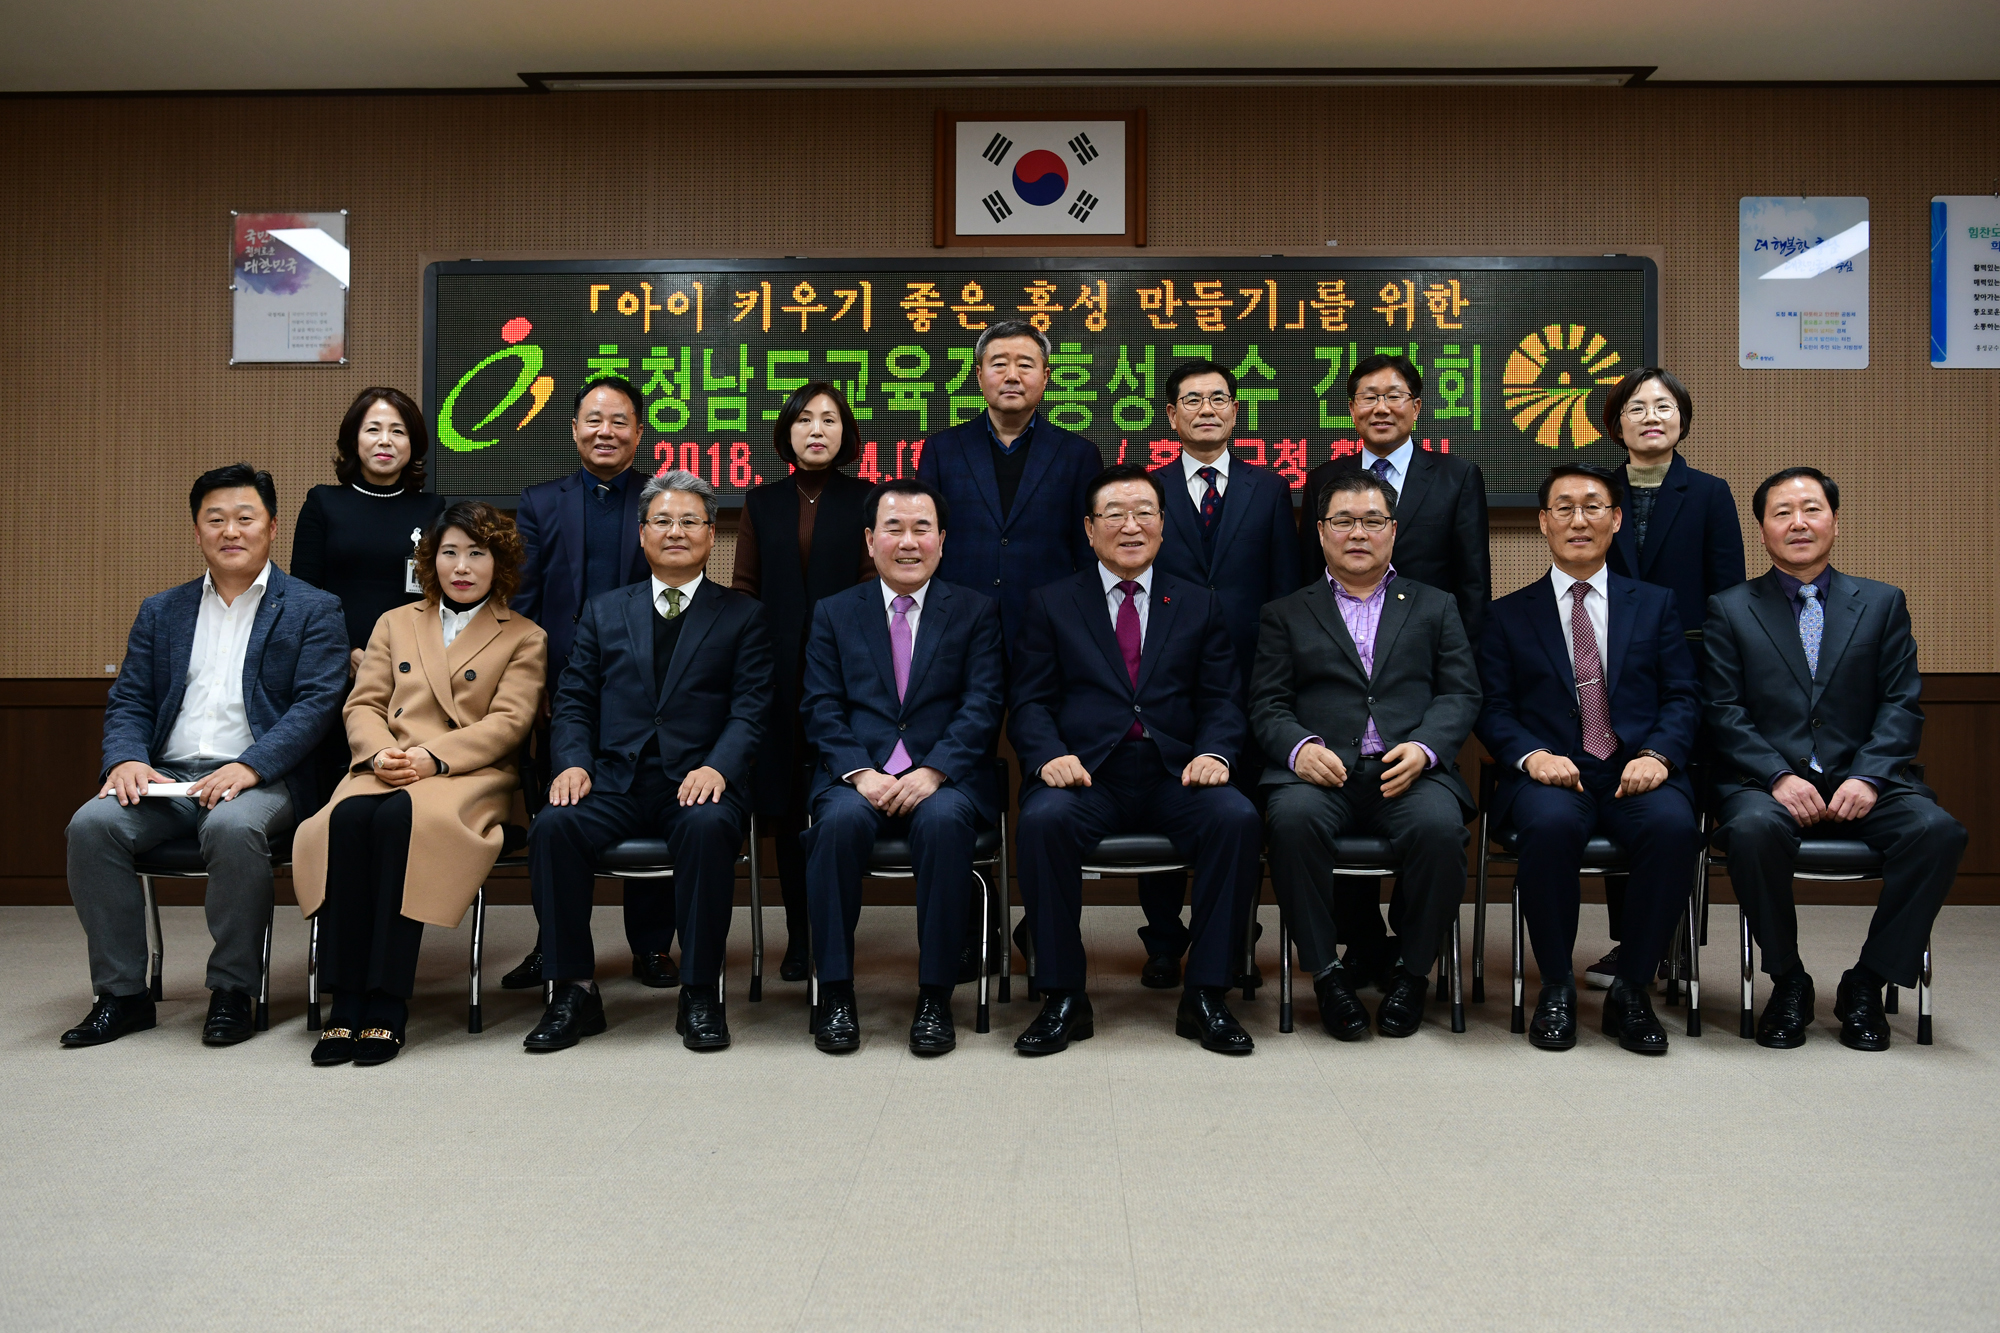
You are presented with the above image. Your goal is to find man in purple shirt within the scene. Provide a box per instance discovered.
[1250,468,1480,1039]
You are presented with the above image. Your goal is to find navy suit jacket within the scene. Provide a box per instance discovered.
[1702,569,1925,798]
[1150,452,1301,696]
[800,579,1006,820]
[512,466,651,675]
[101,564,349,816]
[1008,568,1245,793]
[915,414,1104,646]
[1608,453,1747,641]
[1475,571,1699,827]
[550,578,773,796]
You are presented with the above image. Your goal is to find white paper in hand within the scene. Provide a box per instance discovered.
[144,782,196,798]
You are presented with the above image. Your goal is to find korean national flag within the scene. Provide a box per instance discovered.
[955,120,1127,236]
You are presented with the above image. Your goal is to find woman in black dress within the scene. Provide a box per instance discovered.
[732,382,874,980]
[292,387,449,798]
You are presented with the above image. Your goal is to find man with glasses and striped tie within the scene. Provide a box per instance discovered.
[1475,465,1700,1055]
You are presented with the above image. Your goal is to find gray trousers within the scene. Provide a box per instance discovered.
[66,763,295,996]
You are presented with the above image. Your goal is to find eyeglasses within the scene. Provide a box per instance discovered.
[1319,515,1392,533]
[1175,392,1234,411]
[1353,391,1414,409]
[645,516,712,533]
[1089,507,1161,527]
[1545,503,1615,522]
[1622,402,1679,420]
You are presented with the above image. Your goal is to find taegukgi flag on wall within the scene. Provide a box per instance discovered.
[954,120,1127,236]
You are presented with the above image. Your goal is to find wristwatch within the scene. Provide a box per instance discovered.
[1637,748,1676,774]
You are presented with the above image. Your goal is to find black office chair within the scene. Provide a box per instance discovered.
[1703,835,1934,1045]
[135,837,285,1031]
[1273,837,1467,1034]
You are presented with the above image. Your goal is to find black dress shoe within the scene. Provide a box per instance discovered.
[1015,991,1094,1055]
[677,989,731,1051]
[353,1026,405,1066]
[60,992,156,1048]
[1835,969,1891,1052]
[1140,953,1182,989]
[500,949,543,990]
[524,983,607,1052]
[311,1028,357,1066]
[1176,986,1254,1055]
[815,992,861,1054]
[909,993,957,1055]
[632,951,681,988]
[1528,979,1579,1050]
[1376,970,1429,1038]
[201,989,256,1046]
[1602,977,1669,1055]
[779,940,810,983]
[1756,970,1815,1050]
[1313,969,1371,1041]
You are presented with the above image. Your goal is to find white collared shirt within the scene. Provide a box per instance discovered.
[880,578,931,640]
[161,562,272,768]
[1180,447,1232,509]
[1548,563,1611,680]
[650,571,704,618]
[1098,562,1153,646]
[440,598,488,648]
[1360,437,1417,499]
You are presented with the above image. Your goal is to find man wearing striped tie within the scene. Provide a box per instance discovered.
[1705,468,1965,1052]
[1475,465,1701,1054]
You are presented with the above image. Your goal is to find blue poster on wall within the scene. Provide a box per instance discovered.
[1930,195,2000,368]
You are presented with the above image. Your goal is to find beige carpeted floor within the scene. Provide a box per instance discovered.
[3,900,1995,1332]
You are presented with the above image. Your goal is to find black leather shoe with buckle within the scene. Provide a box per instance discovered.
[60,992,156,1048]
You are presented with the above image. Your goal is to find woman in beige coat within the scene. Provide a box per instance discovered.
[293,500,546,1066]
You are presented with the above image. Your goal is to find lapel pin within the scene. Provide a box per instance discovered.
[1397,593,1405,599]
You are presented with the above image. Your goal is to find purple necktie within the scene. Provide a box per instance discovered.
[1371,456,1393,486]
[886,594,915,774]
[1196,466,1221,535]
[1116,580,1144,740]
[1571,583,1618,761]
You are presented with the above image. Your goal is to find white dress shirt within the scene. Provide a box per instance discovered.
[440,598,488,648]
[161,562,272,768]
[1359,437,1417,499]
[650,571,704,616]
[1519,563,1611,771]
[1180,447,1232,509]
[880,577,931,638]
[1098,562,1152,644]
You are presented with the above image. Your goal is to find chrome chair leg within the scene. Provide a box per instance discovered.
[1509,885,1525,1034]
[1240,878,1260,1003]
[143,876,164,1001]
[1278,916,1294,1034]
[468,885,486,1033]
[1739,910,1755,1040]
[1472,827,1488,1004]
[748,820,765,1003]
[997,811,1012,1005]
[1684,878,1702,1038]
[255,904,273,1031]
[306,914,321,1030]
[1918,934,1934,1046]
[1448,911,1465,1033]
[807,960,818,1035]
[975,869,992,1035]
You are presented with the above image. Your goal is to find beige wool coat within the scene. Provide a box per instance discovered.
[293,599,546,927]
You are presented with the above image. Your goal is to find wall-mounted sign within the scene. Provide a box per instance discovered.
[424,256,1655,508]
[1930,195,2000,368]
[230,210,348,364]
[1738,197,1869,370]
[935,112,1144,248]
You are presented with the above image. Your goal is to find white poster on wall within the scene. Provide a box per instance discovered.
[1930,195,2000,368]
[230,210,348,364]
[1738,197,1869,369]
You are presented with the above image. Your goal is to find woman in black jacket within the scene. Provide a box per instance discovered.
[732,382,874,980]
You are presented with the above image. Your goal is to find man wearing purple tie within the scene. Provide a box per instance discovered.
[798,480,1006,1055]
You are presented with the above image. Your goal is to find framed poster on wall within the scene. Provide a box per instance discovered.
[1930,194,2000,368]
[230,210,349,364]
[1738,196,1869,369]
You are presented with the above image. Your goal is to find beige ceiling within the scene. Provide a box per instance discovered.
[4,0,1998,92]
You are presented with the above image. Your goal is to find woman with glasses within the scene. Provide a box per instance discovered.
[731,382,875,982]
[1585,367,1745,990]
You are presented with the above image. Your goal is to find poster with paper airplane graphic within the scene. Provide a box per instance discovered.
[1738,197,1869,369]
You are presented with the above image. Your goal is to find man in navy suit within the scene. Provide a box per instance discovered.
[1475,465,1699,1055]
[63,464,348,1048]
[1009,465,1264,1056]
[798,480,1006,1056]
[915,319,1104,649]
[506,376,673,990]
[525,471,772,1054]
[1706,467,1965,1052]
[1136,358,1301,986]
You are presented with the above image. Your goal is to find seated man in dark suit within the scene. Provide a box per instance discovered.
[1253,467,1479,1040]
[63,463,348,1048]
[1136,357,1301,987]
[1476,465,1700,1055]
[525,470,772,1053]
[1706,467,1965,1052]
[1010,465,1263,1056]
[798,479,1006,1056]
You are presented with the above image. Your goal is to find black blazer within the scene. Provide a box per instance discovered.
[740,468,874,814]
[1300,445,1491,643]
[1008,568,1244,792]
[1249,575,1479,819]
[512,467,652,677]
[1702,569,1926,797]
[800,579,1006,821]
[550,578,773,797]
[1149,453,1302,695]
[1475,571,1699,827]
[1608,453,1747,644]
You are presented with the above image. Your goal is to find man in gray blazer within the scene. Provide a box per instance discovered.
[63,464,349,1048]
[1252,467,1480,1039]
[1707,467,1965,1052]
